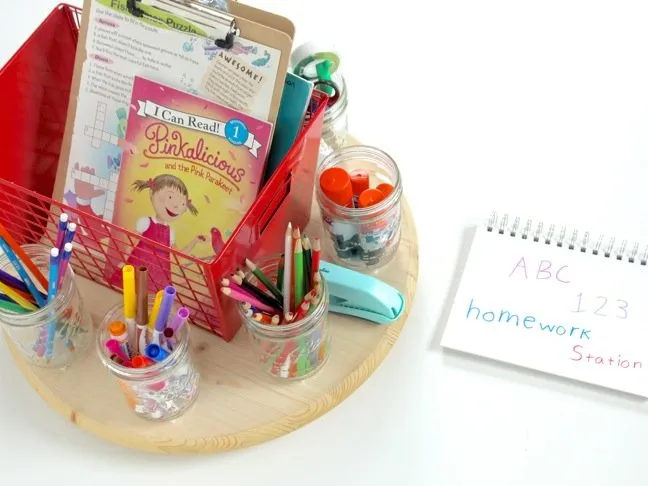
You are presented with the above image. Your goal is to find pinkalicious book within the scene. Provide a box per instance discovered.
[109,76,272,282]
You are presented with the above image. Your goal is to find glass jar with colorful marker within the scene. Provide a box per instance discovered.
[0,214,92,368]
[96,265,200,421]
[222,222,331,380]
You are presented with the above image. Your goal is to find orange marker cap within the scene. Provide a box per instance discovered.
[358,188,385,208]
[319,167,353,207]
[349,169,370,196]
[109,321,127,337]
[376,183,394,198]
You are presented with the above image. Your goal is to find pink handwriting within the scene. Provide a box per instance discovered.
[570,344,642,369]
[509,257,570,283]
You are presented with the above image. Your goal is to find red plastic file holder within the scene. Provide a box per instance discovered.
[0,4,327,342]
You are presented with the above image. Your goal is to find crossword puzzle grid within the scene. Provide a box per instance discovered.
[84,102,118,148]
[71,169,118,223]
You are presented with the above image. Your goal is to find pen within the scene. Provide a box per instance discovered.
[55,213,68,250]
[122,265,137,353]
[153,286,175,344]
[136,266,149,355]
[0,236,45,307]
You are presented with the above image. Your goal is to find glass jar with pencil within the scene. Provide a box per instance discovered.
[221,222,331,380]
[0,214,93,369]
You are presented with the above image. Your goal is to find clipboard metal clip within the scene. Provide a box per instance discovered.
[127,0,239,49]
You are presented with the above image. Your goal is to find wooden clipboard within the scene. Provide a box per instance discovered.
[54,0,294,212]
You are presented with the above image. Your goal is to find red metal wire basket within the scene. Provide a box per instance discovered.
[0,4,327,341]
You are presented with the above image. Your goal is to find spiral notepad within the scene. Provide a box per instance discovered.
[441,213,648,398]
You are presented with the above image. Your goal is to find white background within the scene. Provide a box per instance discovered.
[3,1,648,484]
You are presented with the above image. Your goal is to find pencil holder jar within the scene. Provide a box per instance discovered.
[238,256,331,380]
[0,244,93,369]
[96,296,200,421]
[316,145,403,270]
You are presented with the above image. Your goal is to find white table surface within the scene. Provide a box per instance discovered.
[3,0,648,484]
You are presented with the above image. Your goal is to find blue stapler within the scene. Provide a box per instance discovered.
[319,261,405,325]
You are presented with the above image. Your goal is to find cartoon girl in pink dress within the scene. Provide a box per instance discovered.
[108,174,205,290]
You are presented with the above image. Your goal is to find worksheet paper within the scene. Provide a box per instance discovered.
[441,222,648,398]
[60,0,280,224]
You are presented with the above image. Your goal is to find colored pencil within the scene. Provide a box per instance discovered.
[0,294,30,313]
[220,286,278,313]
[277,253,285,289]
[302,236,312,292]
[283,223,293,313]
[55,213,68,249]
[311,238,321,285]
[0,268,42,298]
[245,258,283,302]
[231,274,283,310]
[0,221,48,290]
[0,281,37,311]
[293,238,304,307]
[56,242,73,290]
[45,248,60,360]
[0,236,45,307]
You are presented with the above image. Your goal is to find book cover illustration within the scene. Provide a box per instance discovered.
[107,76,272,288]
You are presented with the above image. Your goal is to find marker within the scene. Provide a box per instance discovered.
[145,343,170,362]
[122,265,137,353]
[148,290,163,341]
[0,237,45,308]
[62,222,77,246]
[169,307,190,332]
[163,327,176,350]
[109,321,132,360]
[105,339,131,366]
[153,286,176,345]
[136,267,149,355]
[55,213,68,249]
[56,242,73,290]
[132,355,154,368]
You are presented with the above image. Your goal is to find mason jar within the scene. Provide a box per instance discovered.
[238,256,331,380]
[0,244,93,368]
[96,296,199,421]
[316,145,403,270]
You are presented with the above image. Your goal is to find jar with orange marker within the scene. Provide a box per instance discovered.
[315,145,402,269]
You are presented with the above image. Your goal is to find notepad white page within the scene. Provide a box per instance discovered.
[440,224,648,398]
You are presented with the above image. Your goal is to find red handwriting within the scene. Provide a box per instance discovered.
[570,344,642,369]
[143,122,246,183]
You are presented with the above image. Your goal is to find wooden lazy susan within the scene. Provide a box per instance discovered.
[5,139,419,454]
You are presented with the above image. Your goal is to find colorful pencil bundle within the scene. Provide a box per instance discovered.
[0,213,77,316]
[220,221,322,325]
[104,265,190,368]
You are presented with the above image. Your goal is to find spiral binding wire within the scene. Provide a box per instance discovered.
[486,212,648,265]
